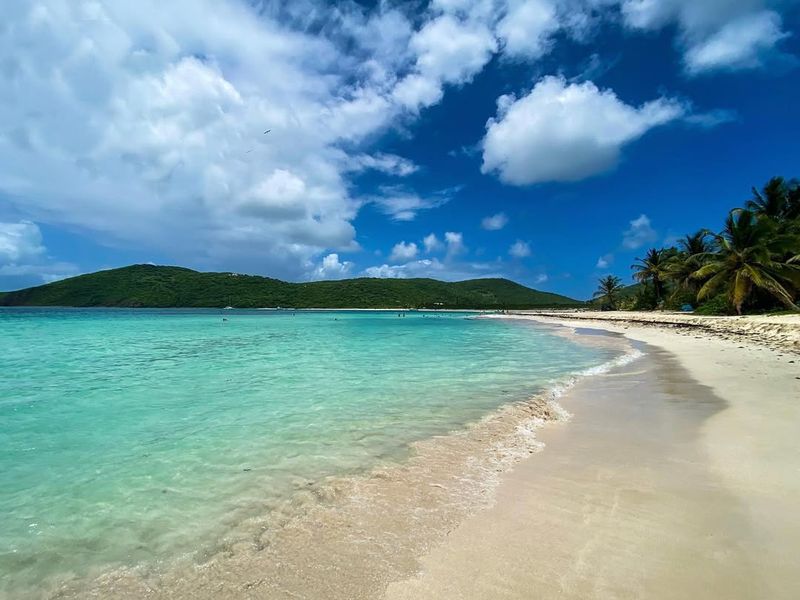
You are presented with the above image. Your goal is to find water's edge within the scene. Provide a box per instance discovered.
[48,322,643,600]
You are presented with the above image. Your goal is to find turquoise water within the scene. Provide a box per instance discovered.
[0,309,616,595]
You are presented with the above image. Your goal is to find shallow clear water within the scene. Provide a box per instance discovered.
[0,308,616,594]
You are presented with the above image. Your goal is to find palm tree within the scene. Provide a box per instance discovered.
[593,275,625,310]
[693,209,800,314]
[665,230,712,294]
[678,230,712,256]
[746,176,800,223]
[632,248,671,305]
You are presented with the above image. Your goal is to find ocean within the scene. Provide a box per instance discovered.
[0,308,619,597]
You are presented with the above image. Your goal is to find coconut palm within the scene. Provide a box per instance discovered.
[678,230,712,256]
[665,230,713,293]
[693,209,800,314]
[593,275,625,310]
[746,176,800,223]
[632,248,671,304]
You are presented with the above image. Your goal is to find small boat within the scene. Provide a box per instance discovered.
[223,306,234,310]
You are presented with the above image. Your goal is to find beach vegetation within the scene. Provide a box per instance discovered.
[620,176,800,315]
[593,275,625,310]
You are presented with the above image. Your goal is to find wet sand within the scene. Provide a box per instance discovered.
[386,321,800,599]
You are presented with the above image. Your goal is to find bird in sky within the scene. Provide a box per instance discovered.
[264,129,271,134]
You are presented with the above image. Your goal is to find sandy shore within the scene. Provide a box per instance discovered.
[45,313,800,599]
[507,310,800,352]
[386,314,800,599]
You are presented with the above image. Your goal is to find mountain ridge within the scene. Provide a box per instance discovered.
[0,264,583,309]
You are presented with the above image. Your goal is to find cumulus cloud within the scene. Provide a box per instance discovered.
[311,253,353,280]
[481,212,509,230]
[423,233,444,253]
[0,1,490,281]
[363,257,505,281]
[481,76,685,185]
[389,241,419,262]
[509,239,532,258]
[596,253,614,269]
[0,220,45,264]
[0,220,78,286]
[619,0,793,74]
[684,11,790,74]
[444,231,467,256]
[394,14,497,111]
[622,214,658,249]
[497,0,560,59]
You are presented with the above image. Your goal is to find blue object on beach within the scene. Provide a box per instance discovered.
[681,304,694,312]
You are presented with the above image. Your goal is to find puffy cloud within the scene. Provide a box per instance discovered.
[0,221,45,264]
[619,0,792,74]
[363,257,505,280]
[423,233,444,253]
[1,1,495,281]
[497,0,560,59]
[389,241,419,262]
[394,14,497,111]
[481,212,509,230]
[622,214,657,249]
[684,11,789,74]
[509,239,532,258]
[481,76,685,185]
[596,253,614,269]
[444,231,467,256]
[0,1,409,280]
[311,253,353,280]
[0,220,78,286]
[370,186,454,221]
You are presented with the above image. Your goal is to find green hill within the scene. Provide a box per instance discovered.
[0,264,583,309]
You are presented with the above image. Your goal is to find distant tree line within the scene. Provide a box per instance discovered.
[594,176,800,315]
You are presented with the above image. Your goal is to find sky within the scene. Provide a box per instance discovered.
[1,0,799,300]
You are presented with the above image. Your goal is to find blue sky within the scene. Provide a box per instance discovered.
[1,0,798,299]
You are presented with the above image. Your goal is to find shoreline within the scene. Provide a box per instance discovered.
[44,324,634,600]
[386,315,800,599]
[29,315,800,599]
[500,310,800,353]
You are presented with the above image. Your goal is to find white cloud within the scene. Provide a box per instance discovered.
[0,220,45,264]
[311,253,353,280]
[533,273,548,284]
[481,76,685,185]
[497,0,560,60]
[363,257,505,281]
[370,187,453,221]
[620,1,792,74]
[2,1,502,281]
[445,231,467,256]
[389,241,419,262]
[0,220,78,285]
[509,239,532,258]
[481,212,509,230]
[596,253,614,269]
[684,11,789,74]
[394,14,497,111]
[622,214,658,249]
[423,233,444,253]
[348,153,419,177]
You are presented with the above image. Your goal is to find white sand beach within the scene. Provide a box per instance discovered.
[386,313,800,599]
[46,312,800,600]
